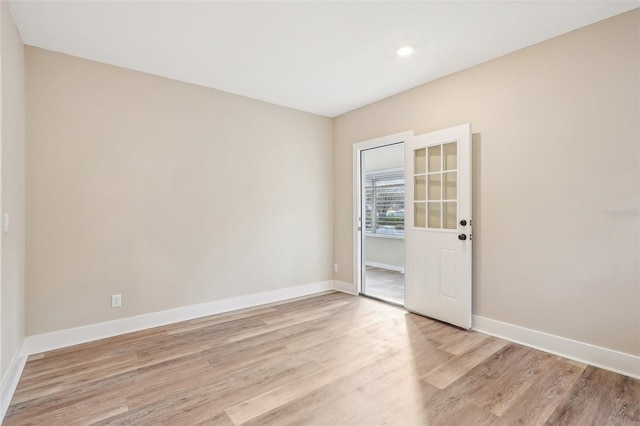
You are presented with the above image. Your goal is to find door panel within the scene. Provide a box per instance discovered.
[405,124,472,329]
[440,248,457,299]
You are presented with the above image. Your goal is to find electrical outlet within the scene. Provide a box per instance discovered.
[333,263,339,272]
[111,294,122,308]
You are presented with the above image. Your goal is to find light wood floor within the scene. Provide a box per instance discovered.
[4,292,639,425]
[364,266,404,305]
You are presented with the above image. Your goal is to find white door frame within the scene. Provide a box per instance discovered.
[0,51,4,402]
[352,130,414,295]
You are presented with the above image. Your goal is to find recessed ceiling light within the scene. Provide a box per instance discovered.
[397,45,414,56]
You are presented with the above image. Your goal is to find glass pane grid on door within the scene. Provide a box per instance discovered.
[414,141,458,230]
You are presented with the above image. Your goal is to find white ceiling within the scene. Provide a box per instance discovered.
[9,1,639,117]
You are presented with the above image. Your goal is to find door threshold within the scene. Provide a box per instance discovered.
[359,293,405,308]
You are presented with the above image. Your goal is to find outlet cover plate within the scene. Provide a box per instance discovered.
[111,294,122,308]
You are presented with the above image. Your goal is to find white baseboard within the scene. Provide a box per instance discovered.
[25,280,334,356]
[473,315,640,380]
[332,280,358,295]
[365,261,404,273]
[0,340,27,421]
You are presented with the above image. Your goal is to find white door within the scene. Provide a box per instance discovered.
[404,124,472,329]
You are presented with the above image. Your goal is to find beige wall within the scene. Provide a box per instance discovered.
[334,10,640,356]
[25,47,333,335]
[18,8,640,358]
[1,1,26,378]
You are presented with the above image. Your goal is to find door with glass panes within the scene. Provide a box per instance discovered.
[404,124,472,329]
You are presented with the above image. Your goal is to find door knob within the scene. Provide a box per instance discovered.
[458,234,467,241]
[460,219,467,226]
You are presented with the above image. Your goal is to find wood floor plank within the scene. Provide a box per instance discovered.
[224,318,412,424]
[166,307,278,334]
[493,356,586,426]
[5,292,639,426]
[331,363,443,426]
[437,330,489,355]
[12,353,140,402]
[4,389,129,426]
[422,336,509,389]
[241,329,449,425]
[413,344,528,424]
[470,347,557,416]
[545,366,640,425]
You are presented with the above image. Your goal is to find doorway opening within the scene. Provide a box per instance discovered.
[353,125,472,328]
[354,133,411,306]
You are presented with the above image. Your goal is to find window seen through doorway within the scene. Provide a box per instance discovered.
[364,169,405,237]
